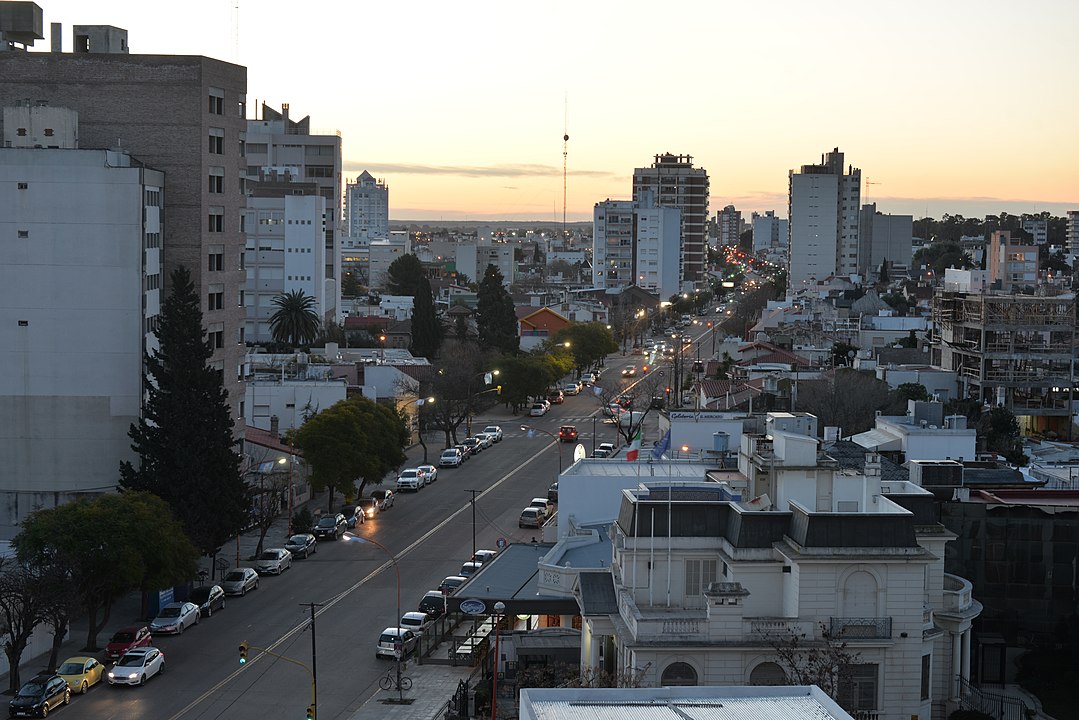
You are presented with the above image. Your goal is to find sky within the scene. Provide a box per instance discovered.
[36,0,1079,222]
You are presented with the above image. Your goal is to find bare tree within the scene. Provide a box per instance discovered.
[37,563,81,672]
[762,625,861,709]
[795,369,897,437]
[0,562,45,692]
[592,370,669,446]
[427,339,498,445]
[244,450,291,556]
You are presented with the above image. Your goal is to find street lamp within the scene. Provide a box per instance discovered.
[467,370,500,437]
[342,533,404,702]
[520,425,563,474]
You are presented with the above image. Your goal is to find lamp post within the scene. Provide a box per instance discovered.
[467,370,500,437]
[490,600,506,720]
[520,425,563,473]
[378,333,386,364]
[403,396,436,463]
[342,533,403,701]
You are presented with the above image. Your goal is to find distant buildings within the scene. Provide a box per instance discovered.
[986,230,1039,292]
[715,204,741,247]
[788,147,861,289]
[592,193,680,299]
[1066,210,1079,254]
[345,170,389,241]
[633,153,709,287]
[751,210,788,253]
[368,231,411,290]
[859,203,913,277]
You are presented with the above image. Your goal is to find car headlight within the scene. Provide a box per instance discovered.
[128,673,139,679]
[107,672,115,679]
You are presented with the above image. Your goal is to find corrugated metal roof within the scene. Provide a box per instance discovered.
[528,696,843,720]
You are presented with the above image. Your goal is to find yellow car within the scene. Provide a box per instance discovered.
[57,656,105,694]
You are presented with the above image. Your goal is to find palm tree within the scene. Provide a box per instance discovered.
[269,290,321,348]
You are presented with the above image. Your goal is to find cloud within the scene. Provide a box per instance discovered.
[343,161,614,179]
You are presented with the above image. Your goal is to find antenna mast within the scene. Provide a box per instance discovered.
[562,94,569,242]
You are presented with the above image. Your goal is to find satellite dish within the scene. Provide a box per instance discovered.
[573,444,587,462]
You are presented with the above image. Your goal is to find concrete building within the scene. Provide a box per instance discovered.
[986,230,1038,292]
[715,203,741,247]
[0,18,249,422]
[455,243,515,286]
[632,153,709,287]
[788,148,861,289]
[1020,216,1048,245]
[593,199,635,289]
[933,289,1075,435]
[367,231,411,290]
[852,401,976,463]
[593,194,680,299]
[635,202,681,299]
[1067,210,1079,255]
[751,211,788,253]
[859,203,913,277]
[244,103,342,320]
[345,170,389,240]
[0,109,163,531]
[243,184,327,343]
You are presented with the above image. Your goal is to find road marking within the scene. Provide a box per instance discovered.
[167,439,555,720]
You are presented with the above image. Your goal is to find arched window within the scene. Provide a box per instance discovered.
[660,661,698,686]
[749,661,788,686]
[843,570,878,617]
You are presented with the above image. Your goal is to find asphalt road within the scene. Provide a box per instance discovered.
[59,376,625,720]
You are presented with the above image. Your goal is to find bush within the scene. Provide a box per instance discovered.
[291,507,314,534]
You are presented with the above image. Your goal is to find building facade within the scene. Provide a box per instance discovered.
[593,195,680,299]
[715,204,742,247]
[751,211,788,253]
[345,170,389,240]
[632,153,709,287]
[1067,210,1079,255]
[368,231,412,290]
[788,148,861,289]
[455,243,515,286]
[859,203,913,278]
[986,230,1038,292]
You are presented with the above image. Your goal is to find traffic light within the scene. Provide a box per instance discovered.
[306,704,315,720]
[496,385,502,395]
[665,387,671,394]
[238,641,248,664]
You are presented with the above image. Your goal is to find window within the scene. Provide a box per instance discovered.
[208,291,224,310]
[144,274,161,292]
[17,182,28,190]
[208,88,224,115]
[208,252,223,271]
[209,128,224,154]
[920,655,931,700]
[749,662,788,686]
[210,330,224,349]
[145,189,160,207]
[660,662,697,687]
[208,208,224,233]
[245,143,268,154]
[144,232,161,249]
[208,173,223,194]
[684,558,718,599]
[17,230,29,238]
[838,664,878,710]
[305,166,334,178]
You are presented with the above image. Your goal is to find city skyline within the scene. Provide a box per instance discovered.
[35,0,1079,221]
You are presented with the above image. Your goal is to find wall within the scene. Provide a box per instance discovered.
[245,379,347,433]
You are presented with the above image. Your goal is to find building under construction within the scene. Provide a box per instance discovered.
[933,290,1076,436]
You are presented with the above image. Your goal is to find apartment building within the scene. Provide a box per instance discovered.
[593,193,680,299]
[345,170,389,240]
[1067,210,1079,255]
[0,15,249,422]
[986,230,1039,292]
[0,106,164,529]
[455,243,515,286]
[632,153,709,286]
[715,204,742,247]
[751,211,788,253]
[859,203,913,278]
[788,148,861,289]
[368,231,412,290]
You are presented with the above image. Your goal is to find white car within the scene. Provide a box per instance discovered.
[254,548,292,575]
[376,627,419,660]
[221,567,260,596]
[149,602,199,635]
[580,372,597,386]
[417,464,438,483]
[563,383,581,396]
[482,425,503,442]
[108,647,164,686]
[528,498,552,519]
[473,433,493,450]
[396,468,422,492]
[529,403,547,417]
[439,448,462,467]
[399,611,432,634]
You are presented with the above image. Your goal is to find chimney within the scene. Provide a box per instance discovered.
[270,415,280,439]
[50,23,61,52]
[281,102,290,127]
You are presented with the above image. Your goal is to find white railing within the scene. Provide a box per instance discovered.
[943,573,974,612]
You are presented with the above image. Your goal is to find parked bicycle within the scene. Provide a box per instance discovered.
[378,669,412,692]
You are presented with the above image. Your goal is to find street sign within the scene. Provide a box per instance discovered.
[573,444,587,462]
[460,599,487,615]
[496,537,507,549]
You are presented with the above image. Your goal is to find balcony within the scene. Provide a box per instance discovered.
[828,617,892,640]
[943,573,974,613]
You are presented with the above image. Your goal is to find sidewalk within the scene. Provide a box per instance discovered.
[347,662,475,720]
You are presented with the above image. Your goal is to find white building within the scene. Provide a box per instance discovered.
[852,401,976,463]
[245,377,347,433]
[0,108,163,529]
[1021,216,1048,245]
[633,153,709,285]
[715,204,742,247]
[1067,210,1079,255]
[345,170,389,240]
[245,103,342,318]
[244,190,327,343]
[751,210,788,253]
[456,243,515,285]
[368,231,412,290]
[593,193,680,299]
[788,148,861,289]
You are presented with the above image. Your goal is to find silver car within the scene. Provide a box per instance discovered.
[107,647,164,686]
[149,602,200,635]
[254,548,292,575]
[221,567,260,596]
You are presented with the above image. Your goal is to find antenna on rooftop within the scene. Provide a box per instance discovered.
[562,93,569,242]
[232,0,240,63]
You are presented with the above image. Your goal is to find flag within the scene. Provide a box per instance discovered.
[592,385,604,397]
[651,429,671,460]
[626,428,642,461]
[527,428,535,439]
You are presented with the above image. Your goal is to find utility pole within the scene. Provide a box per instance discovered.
[465,489,480,559]
[300,601,322,719]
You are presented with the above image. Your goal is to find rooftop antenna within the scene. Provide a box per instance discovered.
[232,0,240,63]
[864,176,881,208]
[562,93,569,242]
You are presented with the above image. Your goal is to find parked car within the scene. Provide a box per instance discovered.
[558,425,578,443]
[340,505,366,528]
[481,425,503,442]
[313,513,347,540]
[547,390,564,404]
[461,437,481,455]
[284,533,318,559]
[9,674,69,716]
[591,448,611,458]
[149,601,200,635]
[459,561,482,578]
[105,626,152,660]
[547,482,558,503]
[439,448,463,467]
[529,497,552,518]
[529,403,547,417]
[375,627,418,660]
[580,372,597,386]
[107,647,164,686]
[254,548,293,575]
[563,383,581,396]
[221,567,260,596]
[598,442,616,455]
[188,584,226,617]
[417,590,447,618]
[370,488,396,509]
[357,497,381,518]
[649,395,666,409]
[621,365,637,377]
[57,656,104,695]
[396,468,423,492]
[519,507,543,528]
[453,444,472,461]
[438,575,468,594]
[417,464,438,482]
[399,611,432,634]
[471,549,498,565]
[473,433,493,450]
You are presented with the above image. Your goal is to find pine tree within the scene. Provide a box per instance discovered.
[385,252,426,296]
[409,276,442,359]
[475,264,519,354]
[120,267,249,563]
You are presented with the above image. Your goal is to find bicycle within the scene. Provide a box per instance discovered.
[378,669,412,692]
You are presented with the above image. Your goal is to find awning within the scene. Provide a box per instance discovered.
[851,428,902,452]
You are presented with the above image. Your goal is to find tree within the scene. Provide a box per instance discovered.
[475,264,520,354]
[878,259,889,283]
[120,267,250,567]
[13,492,198,651]
[385,252,426,296]
[497,354,558,414]
[269,289,321,348]
[551,323,618,375]
[894,382,930,404]
[409,277,443,360]
[762,625,862,710]
[913,241,973,276]
[593,371,670,446]
[831,342,859,367]
[341,273,363,298]
[795,369,897,437]
[984,406,1027,466]
[246,455,290,557]
[292,396,409,510]
[426,339,498,445]
[37,563,82,673]
[0,563,44,692]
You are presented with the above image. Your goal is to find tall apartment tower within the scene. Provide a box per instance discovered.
[787,147,861,290]
[715,204,742,247]
[593,193,680,299]
[245,103,342,321]
[751,211,789,253]
[0,20,249,423]
[632,153,709,288]
[345,170,389,240]
[1067,210,1079,255]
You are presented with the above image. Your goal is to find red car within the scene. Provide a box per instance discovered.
[105,625,152,660]
[558,425,578,443]
[547,390,564,405]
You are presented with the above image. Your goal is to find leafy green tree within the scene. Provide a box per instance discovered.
[13,492,198,651]
[497,354,555,412]
[269,289,321,348]
[551,323,617,375]
[120,267,250,565]
[913,241,974,276]
[292,396,409,510]
[476,264,520,355]
[410,277,443,359]
[341,273,363,298]
[894,382,930,403]
[385,252,426,296]
[984,406,1027,466]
